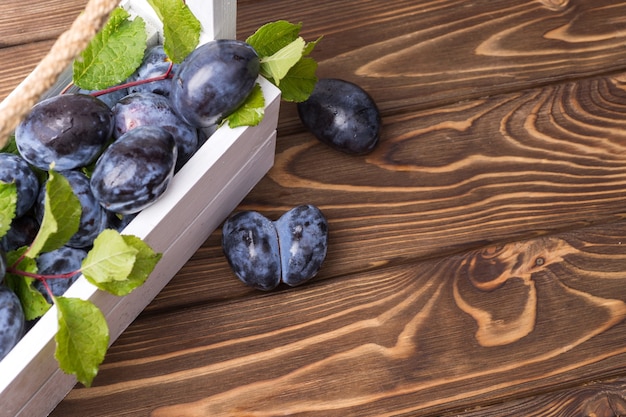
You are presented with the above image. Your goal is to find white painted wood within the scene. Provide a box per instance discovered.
[121,0,237,44]
[0,1,280,416]
[188,0,237,42]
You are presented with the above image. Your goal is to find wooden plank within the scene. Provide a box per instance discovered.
[6,0,626,113]
[49,220,626,416]
[2,0,626,415]
[448,377,626,416]
[1,0,88,47]
[0,41,56,103]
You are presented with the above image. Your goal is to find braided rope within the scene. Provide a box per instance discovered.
[0,0,119,147]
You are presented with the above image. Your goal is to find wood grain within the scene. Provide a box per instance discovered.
[50,221,626,416]
[1,0,88,48]
[3,0,626,415]
[220,72,626,283]
[449,378,626,416]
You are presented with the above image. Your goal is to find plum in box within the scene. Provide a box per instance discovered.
[0,1,281,416]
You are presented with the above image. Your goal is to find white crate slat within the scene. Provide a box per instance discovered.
[122,0,237,42]
[0,1,280,416]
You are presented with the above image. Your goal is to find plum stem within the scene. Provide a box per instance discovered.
[90,61,175,97]
[7,266,81,281]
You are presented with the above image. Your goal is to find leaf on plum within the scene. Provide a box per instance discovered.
[260,37,306,86]
[0,181,17,240]
[6,249,51,321]
[73,7,147,90]
[91,233,162,296]
[146,0,201,64]
[246,20,320,103]
[55,296,109,387]
[81,229,138,285]
[246,20,302,57]
[26,170,81,260]
[0,135,18,155]
[225,84,265,128]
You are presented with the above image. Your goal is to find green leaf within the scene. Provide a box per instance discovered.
[246,20,320,102]
[6,249,51,321]
[55,296,109,387]
[81,229,138,285]
[94,234,162,296]
[246,20,302,58]
[225,84,265,128]
[0,135,19,155]
[26,170,81,259]
[73,7,147,90]
[260,37,306,86]
[146,0,201,63]
[303,36,323,57]
[277,57,319,102]
[0,181,17,239]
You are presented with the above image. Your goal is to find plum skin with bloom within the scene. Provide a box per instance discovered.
[34,246,88,304]
[112,92,198,171]
[221,210,282,291]
[274,205,328,287]
[222,205,329,291]
[297,78,381,155]
[0,285,25,361]
[0,153,39,218]
[90,125,177,214]
[15,94,113,171]
[170,39,260,127]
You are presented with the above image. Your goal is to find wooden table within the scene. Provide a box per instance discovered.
[3,0,626,415]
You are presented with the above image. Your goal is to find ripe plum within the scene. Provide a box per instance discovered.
[1,215,38,252]
[112,92,198,170]
[170,39,260,127]
[221,210,281,291]
[90,125,177,214]
[15,94,113,170]
[297,78,381,155]
[0,153,40,217]
[36,170,108,249]
[34,246,87,304]
[0,285,25,361]
[222,205,329,291]
[274,205,328,287]
[127,45,179,98]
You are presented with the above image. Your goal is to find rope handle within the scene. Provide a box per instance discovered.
[0,0,119,147]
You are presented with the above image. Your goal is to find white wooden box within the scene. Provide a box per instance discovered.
[0,1,281,416]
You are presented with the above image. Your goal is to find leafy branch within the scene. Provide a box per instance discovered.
[1,172,160,387]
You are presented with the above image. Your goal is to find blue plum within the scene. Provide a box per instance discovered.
[0,153,40,217]
[274,205,328,287]
[1,215,39,252]
[297,78,381,155]
[127,45,180,98]
[36,170,107,248]
[90,126,177,214]
[105,210,137,232]
[34,246,87,304]
[170,39,260,127]
[0,285,25,361]
[222,205,329,291]
[78,87,129,109]
[15,94,113,170]
[112,92,198,170]
[0,249,6,285]
[221,210,281,291]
